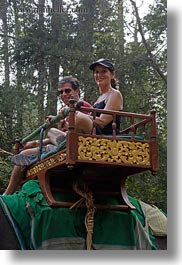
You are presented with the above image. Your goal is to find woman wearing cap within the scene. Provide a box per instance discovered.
[58,58,123,135]
[89,58,123,134]
[58,59,123,135]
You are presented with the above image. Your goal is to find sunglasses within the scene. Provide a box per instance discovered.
[57,88,72,96]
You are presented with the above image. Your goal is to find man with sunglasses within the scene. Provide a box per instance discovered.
[3,76,92,195]
[46,76,92,145]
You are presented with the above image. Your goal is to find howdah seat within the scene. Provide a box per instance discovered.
[18,100,158,211]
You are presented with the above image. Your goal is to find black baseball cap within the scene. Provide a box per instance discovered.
[89,58,115,71]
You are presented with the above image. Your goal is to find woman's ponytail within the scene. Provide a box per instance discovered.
[111,78,119,90]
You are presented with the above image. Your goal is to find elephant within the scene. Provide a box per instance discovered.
[0,206,20,250]
[0,196,167,250]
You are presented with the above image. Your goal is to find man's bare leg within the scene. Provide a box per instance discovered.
[23,138,51,150]
[47,113,93,145]
[75,112,93,134]
[3,139,54,195]
[3,165,24,195]
[47,128,66,146]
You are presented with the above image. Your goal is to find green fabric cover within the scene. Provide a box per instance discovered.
[0,180,157,250]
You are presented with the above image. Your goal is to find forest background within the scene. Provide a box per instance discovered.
[0,0,167,212]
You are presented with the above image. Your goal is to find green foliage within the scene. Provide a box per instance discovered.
[0,156,12,194]
[126,140,167,213]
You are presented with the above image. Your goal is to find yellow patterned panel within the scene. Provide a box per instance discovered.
[26,152,66,177]
[78,136,150,165]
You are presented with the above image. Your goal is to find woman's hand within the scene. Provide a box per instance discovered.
[58,107,69,119]
[46,115,55,126]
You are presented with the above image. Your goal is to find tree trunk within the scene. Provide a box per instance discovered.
[130,0,167,85]
[37,0,47,124]
[1,0,13,148]
[13,0,24,137]
[46,0,61,116]
[116,0,125,91]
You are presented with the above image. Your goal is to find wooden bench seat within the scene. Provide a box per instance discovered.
[23,101,158,211]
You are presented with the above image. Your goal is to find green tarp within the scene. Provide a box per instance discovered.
[0,180,157,250]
